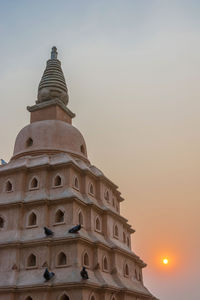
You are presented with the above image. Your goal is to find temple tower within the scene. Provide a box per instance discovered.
[0,48,157,300]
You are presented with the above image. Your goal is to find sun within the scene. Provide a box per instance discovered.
[163,258,169,265]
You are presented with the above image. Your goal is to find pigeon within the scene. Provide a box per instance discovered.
[44,227,54,237]
[68,224,81,233]
[43,268,55,281]
[0,159,7,165]
[80,267,89,279]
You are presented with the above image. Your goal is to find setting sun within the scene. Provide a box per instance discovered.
[163,258,169,265]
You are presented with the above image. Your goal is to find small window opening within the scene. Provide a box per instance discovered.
[30,177,38,189]
[74,177,79,189]
[116,202,119,212]
[135,269,138,279]
[95,217,101,231]
[55,209,64,223]
[78,211,83,226]
[28,212,37,226]
[125,264,129,276]
[114,225,119,237]
[83,252,89,266]
[57,252,67,266]
[25,297,33,300]
[26,137,33,147]
[60,295,70,300]
[54,175,62,187]
[89,183,94,195]
[103,256,108,271]
[80,144,85,154]
[123,232,126,243]
[27,254,36,267]
[6,180,12,192]
[127,236,130,247]
[0,217,4,228]
[104,190,109,202]
[91,296,96,300]
[139,271,142,281]
[112,198,115,207]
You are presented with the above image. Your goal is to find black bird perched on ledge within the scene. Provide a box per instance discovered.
[80,267,89,279]
[43,268,55,281]
[68,224,81,233]
[44,227,54,237]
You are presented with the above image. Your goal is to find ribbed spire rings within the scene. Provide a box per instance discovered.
[37,47,69,105]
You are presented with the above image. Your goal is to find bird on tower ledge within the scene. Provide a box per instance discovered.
[0,47,158,300]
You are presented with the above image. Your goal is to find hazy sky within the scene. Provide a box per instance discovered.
[1,1,200,299]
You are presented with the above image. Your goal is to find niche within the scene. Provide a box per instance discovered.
[60,294,70,300]
[78,211,84,226]
[55,209,65,223]
[0,217,4,228]
[54,175,62,187]
[95,217,101,232]
[103,256,108,271]
[57,252,67,266]
[114,224,119,238]
[27,254,36,268]
[83,252,89,267]
[26,137,33,147]
[30,177,38,189]
[74,177,79,190]
[28,212,37,227]
[6,180,12,192]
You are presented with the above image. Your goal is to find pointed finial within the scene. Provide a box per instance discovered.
[51,46,58,59]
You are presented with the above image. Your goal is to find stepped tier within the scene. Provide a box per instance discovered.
[0,47,157,300]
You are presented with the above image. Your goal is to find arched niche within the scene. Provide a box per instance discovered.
[53,174,62,187]
[78,210,84,226]
[127,236,130,247]
[104,190,109,202]
[124,263,129,277]
[0,216,5,229]
[57,252,67,266]
[25,296,33,300]
[27,253,36,268]
[59,293,70,300]
[89,183,94,195]
[26,137,33,147]
[55,209,65,223]
[112,198,115,207]
[123,232,126,243]
[83,251,89,267]
[103,256,108,271]
[135,269,138,280]
[5,180,13,192]
[113,224,119,238]
[95,216,101,232]
[30,177,39,189]
[27,211,37,227]
[80,144,85,154]
[74,176,79,190]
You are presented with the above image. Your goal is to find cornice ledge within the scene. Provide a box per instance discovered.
[27,99,75,118]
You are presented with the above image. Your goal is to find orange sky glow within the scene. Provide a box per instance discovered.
[0,1,200,299]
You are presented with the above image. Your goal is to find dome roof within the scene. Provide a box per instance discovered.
[12,120,88,161]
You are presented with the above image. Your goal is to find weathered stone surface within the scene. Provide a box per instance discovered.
[0,48,157,300]
[37,47,69,105]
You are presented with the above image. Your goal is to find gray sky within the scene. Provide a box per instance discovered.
[1,1,200,299]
